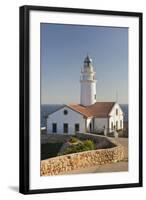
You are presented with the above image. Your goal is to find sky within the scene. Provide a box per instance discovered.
[41,23,128,105]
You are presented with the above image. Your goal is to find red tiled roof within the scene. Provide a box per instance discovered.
[68,104,92,118]
[68,102,115,118]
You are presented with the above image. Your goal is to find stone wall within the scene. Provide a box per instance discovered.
[41,139,124,176]
[76,133,116,149]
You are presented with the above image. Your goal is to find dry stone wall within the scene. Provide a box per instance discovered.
[41,138,124,176]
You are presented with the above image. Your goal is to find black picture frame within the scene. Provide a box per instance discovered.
[19,5,143,194]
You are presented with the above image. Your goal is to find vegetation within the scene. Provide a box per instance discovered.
[69,136,80,144]
[41,143,63,160]
[84,139,95,150]
[59,139,96,156]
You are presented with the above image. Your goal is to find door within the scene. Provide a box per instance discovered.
[52,123,57,133]
[63,123,68,133]
[75,123,79,132]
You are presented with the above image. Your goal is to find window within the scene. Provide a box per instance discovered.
[120,120,122,128]
[111,122,114,130]
[75,124,80,132]
[63,123,68,133]
[116,108,118,115]
[52,123,57,133]
[116,121,118,130]
[89,123,92,132]
[63,110,68,115]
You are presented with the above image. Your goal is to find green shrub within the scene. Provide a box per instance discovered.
[83,139,95,150]
[59,139,96,156]
[69,137,79,144]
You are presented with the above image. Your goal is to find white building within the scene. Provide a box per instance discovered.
[46,55,124,135]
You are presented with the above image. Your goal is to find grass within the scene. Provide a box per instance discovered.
[41,143,63,160]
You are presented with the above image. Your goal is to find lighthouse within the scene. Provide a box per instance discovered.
[46,55,124,136]
[80,55,97,106]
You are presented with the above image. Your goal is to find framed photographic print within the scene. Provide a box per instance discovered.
[19,5,143,194]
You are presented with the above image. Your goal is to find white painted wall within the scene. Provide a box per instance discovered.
[93,103,123,133]
[82,71,95,81]
[86,117,93,132]
[47,106,86,134]
[108,103,124,131]
[47,103,123,134]
[80,80,96,106]
[94,118,108,132]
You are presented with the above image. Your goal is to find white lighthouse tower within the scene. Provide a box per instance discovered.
[80,55,97,106]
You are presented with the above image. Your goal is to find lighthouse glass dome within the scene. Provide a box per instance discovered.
[84,55,94,73]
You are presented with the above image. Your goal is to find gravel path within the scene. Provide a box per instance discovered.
[109,137,128,160]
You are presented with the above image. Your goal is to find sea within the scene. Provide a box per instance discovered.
[41,104,128,128]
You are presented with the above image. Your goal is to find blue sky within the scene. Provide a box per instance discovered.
[41,23,128,104]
